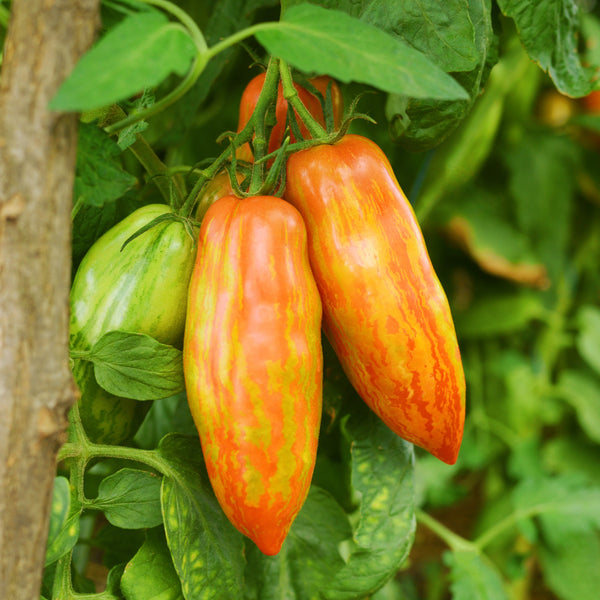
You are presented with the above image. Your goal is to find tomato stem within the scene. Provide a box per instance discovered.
[247,57,281,195]
[104,53,207,135]
[98,104,185,205]
[136,0,208,53]
[416,509,474,553]
[104,0,211,135]
[279,60,328,140]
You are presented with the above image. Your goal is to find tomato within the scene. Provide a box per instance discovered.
[194,170,243,221]
[184,195,323,555]
[285,135,466,465]
[236,73,343,162]
[70,204,196,444]
[581,89,600,114]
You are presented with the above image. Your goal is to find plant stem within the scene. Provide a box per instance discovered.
[137,0,208,53]
[104,53,207,135]
[85,442,178,480]
[202,22,282,64]
[104,0,212,135]
[247,58,281,195]
[279,60,327,139]
[97,104,184,204]
[416,509,475,553]
[130,134,185,207]
[104,19,282,136]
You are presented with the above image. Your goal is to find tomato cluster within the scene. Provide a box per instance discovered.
[71,74,465,557]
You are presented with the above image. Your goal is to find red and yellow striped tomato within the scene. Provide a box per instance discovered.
[285,134,465,465]
[183,195,323,555]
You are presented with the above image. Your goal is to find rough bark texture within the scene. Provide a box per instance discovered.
[0,1,99,598]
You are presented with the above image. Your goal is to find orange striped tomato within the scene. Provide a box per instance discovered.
[285,135,465,465]
[183,195,323,555]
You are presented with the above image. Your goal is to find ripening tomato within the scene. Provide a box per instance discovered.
[285,135,466,465]
[184,195,323,555]
[581,89,600,114]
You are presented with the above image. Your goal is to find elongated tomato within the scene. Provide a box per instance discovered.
[183,195,323,555]
[285,135,465,464]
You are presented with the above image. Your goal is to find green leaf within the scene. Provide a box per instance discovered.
[256,4,468,100]
[437,186,548,289]
[514,477,600,600]
[496,0,596,97]
[244,487,352,599]
[414,38,530,221]
[576,306,600,375]
[282,0,497,150]
[512,477,600,546]
[444,550,509,600]
[121,528,184,600]
[324,410,416,599]
[390,0,497,151]
[74,123,137,209]
[90,468,163,529]
[556,370,600,443]
[543,438,600,485]
[159,434,245,600]
[454,292,546,339]
[539,531,600,600]
[505,130,579,283]
[45,477,80,566]
[85,331,185,401]
[283,0,482,73]
[50,11,196,111]
[105,563,127,598]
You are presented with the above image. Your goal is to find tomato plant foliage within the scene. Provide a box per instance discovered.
[24,0,600,598]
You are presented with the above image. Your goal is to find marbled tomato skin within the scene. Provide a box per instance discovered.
[183,195,323,555]
[285,135,465,465]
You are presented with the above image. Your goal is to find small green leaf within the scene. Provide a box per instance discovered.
[90,468,163,529]
[445,550,509,600]
[512,477,600,546]
[121,528,184,600]
[324,410,416,599]
[45,477,80,566]
[87,331,185,400]
[256,4,468,100]
[505,129,579,282]
[74,123,137,209]
[514,477,600,600]
[556,370,600,443]
[50,11,196,111]
[454,292,546,339]
[437,187,548,289]
[539,530,600,600]
[496,0,596,97]
[543,438,600,484]
[245,487,352,598]
[105,564,127,598]
[576,306,600,375]
[159,434,245,600]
